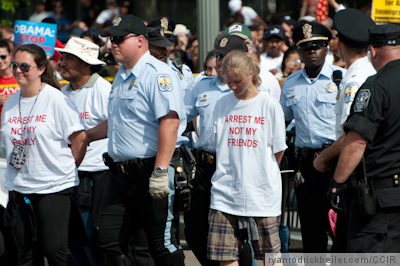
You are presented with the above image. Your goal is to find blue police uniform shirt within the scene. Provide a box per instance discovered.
[166,58,194,99]
[185,75,268,153]
[185,75,230,153]
[107,51,189,162]
[280,62,346,149]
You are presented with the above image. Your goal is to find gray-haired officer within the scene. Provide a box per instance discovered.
[147,17,193,98]
[87,15,188,265]
[184,35,247,266]
[280,22,346,253]
[333,24,400,253]
[312,9,376,252]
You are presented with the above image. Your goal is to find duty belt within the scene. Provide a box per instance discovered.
[194,150,216,165]
[103,152,155,179]
[371,175,400,190]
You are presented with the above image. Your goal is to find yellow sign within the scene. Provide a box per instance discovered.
[372,0,400,24]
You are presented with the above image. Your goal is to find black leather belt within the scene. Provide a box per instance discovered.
[115,157,155,174]
[194,149,216,165]
[371,175,400,190]
[298,147,323,159]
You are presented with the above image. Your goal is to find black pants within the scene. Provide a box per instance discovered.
[347,192,400,253]
[71,170,111,266]
[295,150,334,253]
[184,161,219,266]
[99,169,183,265]
[10,191,77,266]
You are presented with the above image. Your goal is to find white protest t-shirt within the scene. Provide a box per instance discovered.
[62,73,111,171]
[210,91,287,217]
[241,6,258,26]
[1,85,85,194]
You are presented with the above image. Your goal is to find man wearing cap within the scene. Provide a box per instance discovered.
[147,17,194,99]
[332,24,400,253]
[225,22,281,101]
[57,37,111,266]
[280,21,346,253]
[87,15,188,265]
[260,25,286,78]
[184,35,247,266]
[313,11,376,251]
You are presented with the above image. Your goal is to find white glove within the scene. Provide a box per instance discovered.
[148,171,170,199]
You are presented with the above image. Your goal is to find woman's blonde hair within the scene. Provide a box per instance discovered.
[221,50,261,87]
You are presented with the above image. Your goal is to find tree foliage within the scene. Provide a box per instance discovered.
[1,0,31,25]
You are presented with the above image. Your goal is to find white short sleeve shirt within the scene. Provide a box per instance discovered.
[62,73,111,171]
[210,91,287,217]
[1,85,85,194]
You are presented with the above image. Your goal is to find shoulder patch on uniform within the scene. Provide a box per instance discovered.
[354,89,370,113]
[344,82,359,103]
[157,74,173,92]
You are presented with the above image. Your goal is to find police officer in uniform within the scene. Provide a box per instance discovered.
[332,23,400,253]
[280,22,346,253]
[147,17,193,98]
[312,9,376,252]
[184,35,247,266]
[87,15,188,265]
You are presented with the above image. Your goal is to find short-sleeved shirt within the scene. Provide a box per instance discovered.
[166,58,194,99]
[0,76,20,118]
[96,8,120,24]
[259,52,284,78]
[210,91,287,217]
[107,51,188,162]
[260,69,281,102]
[345,59,400,179]
[280,62,346,149]
[185,75,269,152]
[185,75,233,153]
[1,85,85,194]
[62,73,111,171]
[241,6,258,26]
[334,56,376,139]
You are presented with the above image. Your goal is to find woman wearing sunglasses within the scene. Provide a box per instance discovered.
[1,44,88,266]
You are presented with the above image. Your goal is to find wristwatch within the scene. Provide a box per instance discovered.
[154,167,168,174]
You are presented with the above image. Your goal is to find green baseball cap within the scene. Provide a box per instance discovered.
[224,23,252,41]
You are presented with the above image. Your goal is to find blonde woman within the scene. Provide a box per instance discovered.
[207,50,287,266]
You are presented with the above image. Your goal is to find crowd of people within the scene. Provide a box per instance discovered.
[0,0,399,266]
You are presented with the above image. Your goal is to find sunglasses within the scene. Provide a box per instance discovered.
[10,62,37,73]
[0,55,7,60]
[298,43,326,51]
[110,34,139,45]
[216,53,226,60]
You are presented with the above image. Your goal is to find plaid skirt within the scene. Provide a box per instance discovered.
[207,209,281,261]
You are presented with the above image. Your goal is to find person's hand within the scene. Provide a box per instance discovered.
[269,69,279,75]
[328,179,346,213]
[313,151,331,173]
[149,171,170,199]
[283,60,296,77]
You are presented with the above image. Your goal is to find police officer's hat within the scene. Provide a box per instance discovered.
[147,17,175,41]
[333,8,376,49]
[369,24,400,47]
[147,26,175,48]
[208,35,248,55]
[293,22,332,48]
[100,15,148,38]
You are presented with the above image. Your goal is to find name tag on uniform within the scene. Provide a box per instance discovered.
[200,99,207,102]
